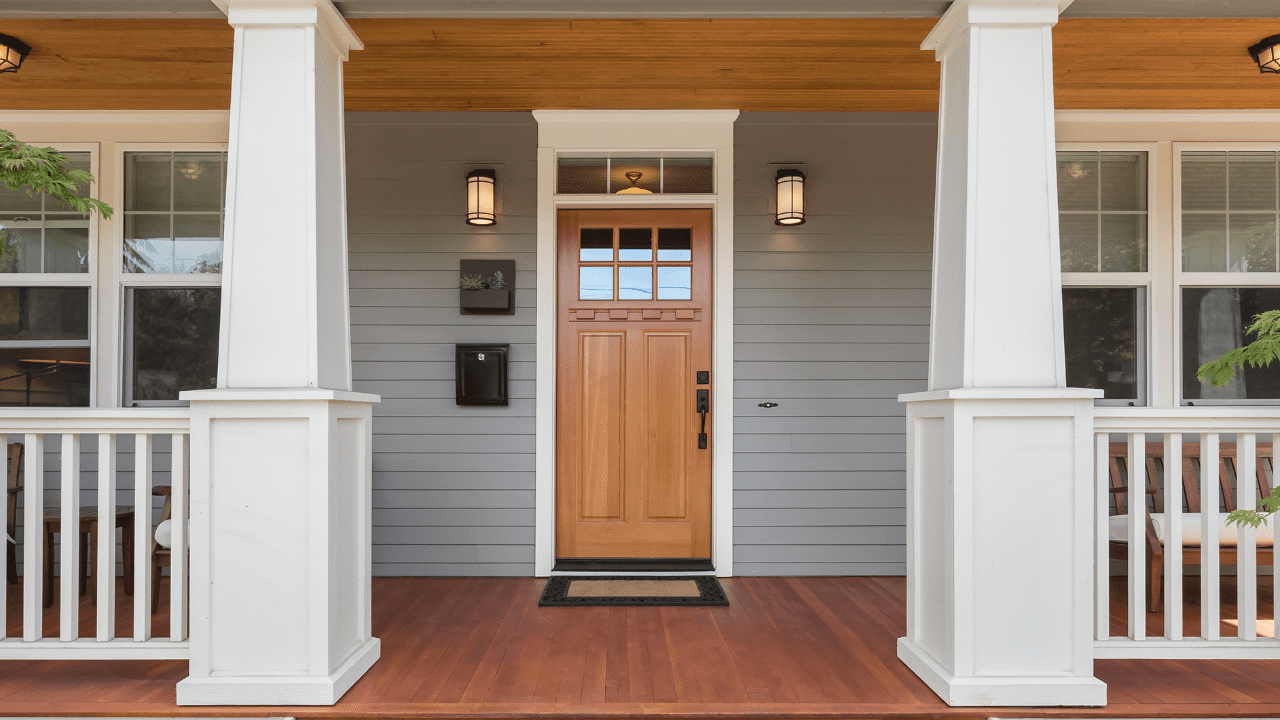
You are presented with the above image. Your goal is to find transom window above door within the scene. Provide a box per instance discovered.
[557,157,713,195]
[577,226,693,301]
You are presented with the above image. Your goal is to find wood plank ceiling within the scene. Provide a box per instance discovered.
[0,18,1277,111]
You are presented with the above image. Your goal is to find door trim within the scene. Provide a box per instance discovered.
[533,110,738,577]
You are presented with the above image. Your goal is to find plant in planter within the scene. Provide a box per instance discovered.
[0,128,113,258]
[1196,310,1280,528]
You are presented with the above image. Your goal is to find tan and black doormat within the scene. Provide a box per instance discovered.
[538,575,729,607]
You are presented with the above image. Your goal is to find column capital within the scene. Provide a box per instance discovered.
[213,0,363,58]
[923,0,1072,58]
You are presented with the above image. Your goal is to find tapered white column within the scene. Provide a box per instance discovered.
[897,0,1106,707]
[177,0,379,706]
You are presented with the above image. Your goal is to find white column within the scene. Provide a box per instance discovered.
[897,0,1107,707]
[176,0,379,706]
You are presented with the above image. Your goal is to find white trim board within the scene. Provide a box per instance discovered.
[532,110,739,578]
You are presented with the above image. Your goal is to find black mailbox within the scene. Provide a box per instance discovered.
[456,344,509,406]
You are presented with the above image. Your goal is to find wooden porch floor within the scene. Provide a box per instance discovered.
[3,575,1280,717]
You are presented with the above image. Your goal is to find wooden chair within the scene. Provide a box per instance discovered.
[151,485,172,615]
[6,443,21,585]
[1108,441,1275,613]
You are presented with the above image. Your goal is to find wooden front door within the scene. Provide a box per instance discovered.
[556,209,713,559]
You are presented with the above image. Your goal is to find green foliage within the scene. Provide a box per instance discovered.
[0,128,113,218]
[1225,485,1280,529]
[459,274,486,290]
[1196,310,1280,389]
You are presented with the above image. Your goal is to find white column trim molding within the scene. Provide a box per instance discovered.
[532,109,739,578]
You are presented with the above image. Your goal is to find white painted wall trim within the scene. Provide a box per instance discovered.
[532,109,738,578]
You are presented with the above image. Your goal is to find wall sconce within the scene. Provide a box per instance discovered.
[466,169,497,226]
[1250,35,1280,74]
[0,34,31,74]
[775,169,806,226]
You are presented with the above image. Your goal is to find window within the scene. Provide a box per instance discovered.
[1179,150,1280,403]
[576,226,694,301]
[557,157,713,195]
[0,149,94,407]
[121,150,226,406]
[1058,151,1150,404]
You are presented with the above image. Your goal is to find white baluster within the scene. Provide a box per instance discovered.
[22,433,43,641]
[1164,433,1182,641]
[1202,433,1221,641]
[1096,432,1109,641]
[1238,433,1258,641]
[170,433,187,642]
[59,434,80,641]
[1128,433,1145,640]
[97,434,116,641]
[134,434,152,640]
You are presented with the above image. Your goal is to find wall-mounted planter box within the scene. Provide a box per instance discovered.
[459,259,516,315]
[460,288,511,311]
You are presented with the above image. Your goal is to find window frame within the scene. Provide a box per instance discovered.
[1173,141,1280,405]
[0,142,101,407]
[1057,142,1159,407]
[112,143,227,408]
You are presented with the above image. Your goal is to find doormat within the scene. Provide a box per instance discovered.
[539,575,729,607]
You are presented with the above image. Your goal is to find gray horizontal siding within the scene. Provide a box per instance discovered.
[732,111,935,577]
[347,111,538,577]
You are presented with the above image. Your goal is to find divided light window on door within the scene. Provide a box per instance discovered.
[577,227,693,301]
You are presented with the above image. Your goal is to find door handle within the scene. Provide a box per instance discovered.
[697,389,709,450]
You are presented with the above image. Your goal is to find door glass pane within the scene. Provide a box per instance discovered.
[1183,152,1227,211]
[579,266,613,300]
[1100,214,1147,272]
[580,228,613,261]
[657,266,692,300]
[1059,215,1098,272]
[658,228,692,261]
[558,159,609,194]
[1183,287,1280,401]
[618,228,652,261]
[1182,214,1227,271]
[1057,153,1098,212]
[130,288,220,403]
[1229,153,1278,211]
[1063,287,1142,402]
[663,158,714,194]
[618,266,652,300]
[1229,214,1278,272]
[0,286,89,341]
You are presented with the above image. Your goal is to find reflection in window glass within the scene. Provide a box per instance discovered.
[658,228,692,261]
[558,159,609,195]
[1181,151,1280,272]
[0,152,91,274]
[657,267,692,300]
[619,228,652,261]
[0,347,90,407]
[1057,151,1147,272]
[610,160,660,194]
[1063,288,1143,402]
[662,158,714,194]
[124,151,228,273]
[0,286,89,341]
[579,266,613,300]
[1182,287,1280,402]
[557,157,714,195]
[580,228,613,262]
[129,288,220,404]
[618,266,652,300]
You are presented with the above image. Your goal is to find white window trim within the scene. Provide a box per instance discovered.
[533,110,738,578]
[0,142,100,407]
[0,111,230,409]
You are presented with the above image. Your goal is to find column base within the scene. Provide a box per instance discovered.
[177,637,380,706]
[898,638,1106,707]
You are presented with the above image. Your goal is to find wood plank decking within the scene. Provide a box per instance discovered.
[0,575,1279,717]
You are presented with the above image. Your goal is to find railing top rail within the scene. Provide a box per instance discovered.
[0,408,190,434]
[1094,406,1280,433]
[1106,441,1274,457]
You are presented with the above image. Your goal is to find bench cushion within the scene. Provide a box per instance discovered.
[1110,512,1276,547]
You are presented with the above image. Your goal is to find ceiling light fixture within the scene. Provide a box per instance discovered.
[0,33,31,74]
[1249,35,1280,74]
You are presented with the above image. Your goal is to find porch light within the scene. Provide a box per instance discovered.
[466,169,497,226]
[0,33,31,74]
[775,169,806,226]
[1250,35,1280,73]
[176,162,205,181]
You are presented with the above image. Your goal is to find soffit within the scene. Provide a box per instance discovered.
[0,0,1278,18]
[0,18,1277,111]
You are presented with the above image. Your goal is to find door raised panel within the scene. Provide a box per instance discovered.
[643,331,689,521]
[578,332,625,521]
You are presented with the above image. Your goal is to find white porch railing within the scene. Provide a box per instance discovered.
[1094,407,1280,659]
[0,409,188,659]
